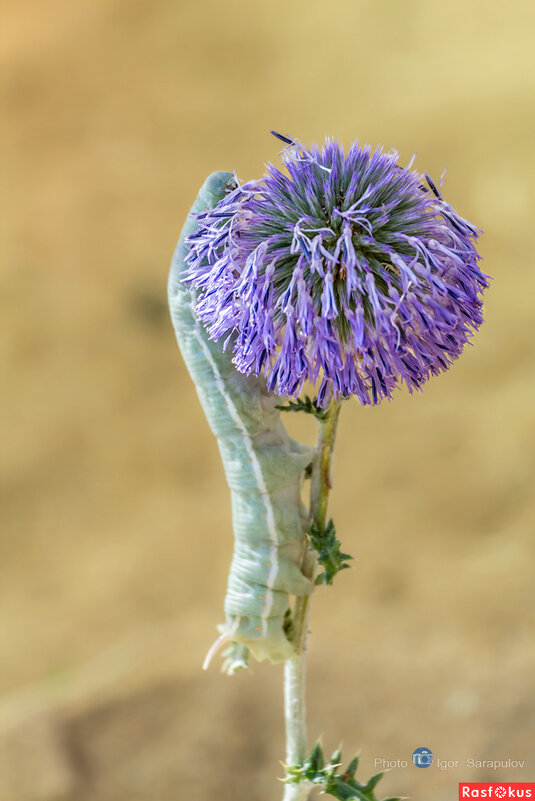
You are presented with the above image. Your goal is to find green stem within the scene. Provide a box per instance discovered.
[282,401,342,801]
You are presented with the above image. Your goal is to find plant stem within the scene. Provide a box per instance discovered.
[282,401,342,801]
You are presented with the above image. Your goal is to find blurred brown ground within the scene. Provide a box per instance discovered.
[1,1,534,800]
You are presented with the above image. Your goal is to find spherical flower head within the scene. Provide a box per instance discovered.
[185,134,488,407]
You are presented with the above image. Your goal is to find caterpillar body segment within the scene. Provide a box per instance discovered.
[168,172,314,666]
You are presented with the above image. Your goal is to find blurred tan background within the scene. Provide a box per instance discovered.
[1,1,534,799]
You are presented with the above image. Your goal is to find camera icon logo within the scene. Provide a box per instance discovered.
[412,747,433,768]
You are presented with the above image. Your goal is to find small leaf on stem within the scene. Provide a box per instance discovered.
[276,395,330,420]
[309,519,353,585]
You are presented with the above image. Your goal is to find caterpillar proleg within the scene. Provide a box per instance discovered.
[168,172,314,666]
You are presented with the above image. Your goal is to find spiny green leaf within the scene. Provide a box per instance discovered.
[276,394,329,420]
[286,745,398,801]
[305,741,325,773]
[309,519,353,585]
[327,748,342,769]
[341,756,359,780]
[324,779,369,801]
[362,772,386,792]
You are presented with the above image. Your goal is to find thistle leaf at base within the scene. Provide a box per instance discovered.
[286,744,399,801]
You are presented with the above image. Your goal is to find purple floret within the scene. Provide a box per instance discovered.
[185,135,488,407]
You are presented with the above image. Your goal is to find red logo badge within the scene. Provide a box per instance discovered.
[459,783,535,799]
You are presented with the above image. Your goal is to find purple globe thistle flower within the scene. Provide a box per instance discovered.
[185,133,488,407]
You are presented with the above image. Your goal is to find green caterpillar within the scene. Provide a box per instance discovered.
[168,172,314,667]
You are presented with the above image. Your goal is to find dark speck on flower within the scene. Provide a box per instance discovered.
[185,133,489,407]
